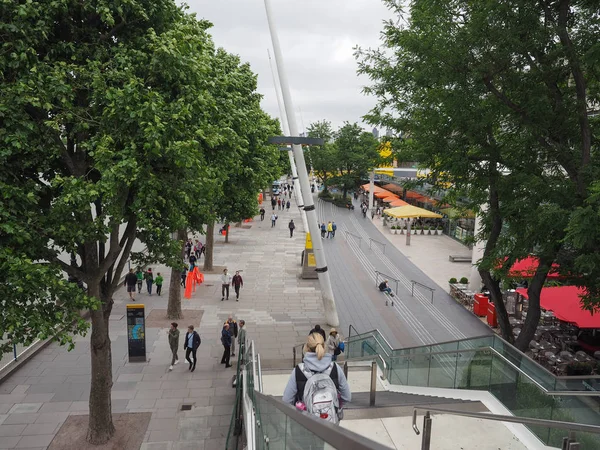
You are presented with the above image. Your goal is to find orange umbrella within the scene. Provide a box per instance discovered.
[361,183,385,193]
[374,190,395,199]
[389,199,408,207]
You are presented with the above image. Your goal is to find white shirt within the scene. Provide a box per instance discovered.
[221,273,232,284]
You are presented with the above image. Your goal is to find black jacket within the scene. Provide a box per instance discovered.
[221,328,232,346]
[124,273,137,286]
[309,327,326,341]
[184,331,201,350]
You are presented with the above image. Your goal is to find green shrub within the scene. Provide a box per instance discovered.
[459,277,469,284]
[449,277,457,284]
[318,190,333,200]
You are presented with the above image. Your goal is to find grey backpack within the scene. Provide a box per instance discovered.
[295,363,340,424]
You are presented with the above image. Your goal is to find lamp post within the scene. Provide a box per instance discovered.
[264,0,339,326]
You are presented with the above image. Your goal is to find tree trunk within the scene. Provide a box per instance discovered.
[167,228,186,320]
[203,221,214,272]
[225,222,229,243]
[342,187,348,199]
[86,285,115,444]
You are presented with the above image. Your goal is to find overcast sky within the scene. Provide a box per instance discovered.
[183,0,393,132]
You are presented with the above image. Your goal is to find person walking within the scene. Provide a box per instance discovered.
[135,267,144,294]
[320,223,326,239]
[185,239,192,260]
[326,328,341,361]
[144,268,154,295]
[124,269,138,301]
[221,323,232,368]
[194,240,202,259]
[221,268,232,301]
[331,221,337,238]
[184,325,201,372]
[282,332,351,421]
[168,322,180,370]
[225,316,238,356]
[238,320,246,356]
[309,324,327,341]
[288,219,296,238]
[155,272,164,296]
[327,221,333,238]
[181,266,187,287]
[232,271,243,301]
[271,197,277,211]
[277,198,282,210]
[260,207,266,221]
[286,200,291,211]
[271,213,277,228]
[188,252,197,270]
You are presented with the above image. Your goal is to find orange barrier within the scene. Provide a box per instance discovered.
[184,267,204,299]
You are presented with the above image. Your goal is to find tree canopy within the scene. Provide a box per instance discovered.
[1,0,280,443]
[357,0,600,350]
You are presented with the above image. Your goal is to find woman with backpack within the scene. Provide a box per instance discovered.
[282,332,351,424]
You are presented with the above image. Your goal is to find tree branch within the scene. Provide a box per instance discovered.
[110,222,138,293]
[50,256,90,284]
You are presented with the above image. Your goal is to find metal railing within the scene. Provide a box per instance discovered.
[253,390,392,450]
[368,237,386,254]
[410,279,435,304]
[343,230,363,247]
[412,406,600,450]
[0,340,41,374]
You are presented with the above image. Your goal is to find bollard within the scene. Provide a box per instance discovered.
[370,360,377,407]
[421,412,432,450]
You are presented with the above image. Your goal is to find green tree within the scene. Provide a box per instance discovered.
[307,120,337,192]
[357,0,599,350]
[333,123,381,198]
[0,0,254,443]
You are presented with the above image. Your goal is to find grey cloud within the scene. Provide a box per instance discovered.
[183,0,392,130]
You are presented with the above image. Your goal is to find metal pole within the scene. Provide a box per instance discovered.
[267,50,309,233]
[370,360,377,407]
[369,171,375,212]
[264,0,339,326]
[421,413,432,450]
[411,281,414,297]
[13,343,17,361]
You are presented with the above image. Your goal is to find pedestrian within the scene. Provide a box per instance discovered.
[155,272,164,296]
[184,325,201,372]
[221,323,232,368]
[320,222,326,239]
[309,324,326,341]
[326,328,341,361]
[181,266,187,287]
[378,279,394,296]
[277,198,282,210]
[145,268,154,295]
[232,271,243,301]
[188,252,197,270]
[124,268,138,301]
[286,200,291,211]
[194,240,202,259]
[168,322,180,370]
[271,197,276,211]
[238,320,246,355]
[225,315,238,356]
[271,213,277,228]
[185,239,192,260]
[288,219,296,238]
[260,207,266,221]
[221,268,232,301]
[331,221,337,238]
[327,221,333,238]
[135,267,144,293]
[282,332,351,423]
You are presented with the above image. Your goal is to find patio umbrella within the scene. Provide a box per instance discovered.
[382,195,400,203]
[389,199,408,207]
[384,205,442,218]
[374,190,395,199]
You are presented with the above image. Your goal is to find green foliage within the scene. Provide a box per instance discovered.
[449,278,458,284]
[459,277,469,285]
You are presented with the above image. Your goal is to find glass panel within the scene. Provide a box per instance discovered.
[406,353,430,387]
[457,336,494,351]
[457,349,492,390]
[428,352,457,388]
[389,356,409,385]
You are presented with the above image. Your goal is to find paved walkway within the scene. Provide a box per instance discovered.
[0,186,326,450]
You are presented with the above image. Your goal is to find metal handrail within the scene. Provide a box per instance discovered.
[344,230,363,244]
[368,237,386,253]
[411,279,435,303]
[346,354,388,381]
[412,406,600,435]
[254,391,393,450]
[374,270,400,296]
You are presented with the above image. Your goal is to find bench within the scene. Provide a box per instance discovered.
[449,255,472,263]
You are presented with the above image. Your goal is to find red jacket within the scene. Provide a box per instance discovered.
[232,274,243,287]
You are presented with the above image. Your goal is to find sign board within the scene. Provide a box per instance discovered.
[305,232,313,250]
[307,253,316,267]
[126,304,146,362]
